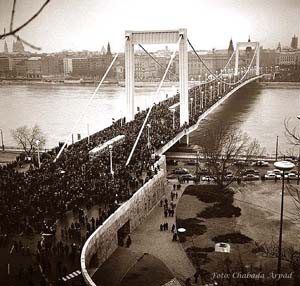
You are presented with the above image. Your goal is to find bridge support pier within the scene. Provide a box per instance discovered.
[125,29,189,125]
[234,41,260,77]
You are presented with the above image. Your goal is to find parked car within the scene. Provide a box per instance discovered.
[179,174,196,182]
[271,169,283,175]
[251,160,269,167]
[285,173,299,180]
[224,174,236,181]
[201,175,216,182]
[243,169,260,176]
[233,160,249,166]
[242,174,260,181]
[172,168,189,175]
[264,173,281,180]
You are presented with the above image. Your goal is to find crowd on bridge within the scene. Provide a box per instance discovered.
[0,70,252,284]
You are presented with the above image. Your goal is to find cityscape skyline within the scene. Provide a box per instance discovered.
[0,0,300,53]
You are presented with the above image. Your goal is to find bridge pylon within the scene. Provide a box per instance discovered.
[234,41,260,76]
[125,29,189,126]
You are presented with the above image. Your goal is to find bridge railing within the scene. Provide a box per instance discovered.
[80,155,167,286]
[156,75,263,156]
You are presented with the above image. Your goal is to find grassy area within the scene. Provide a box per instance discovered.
[176,183,300,285]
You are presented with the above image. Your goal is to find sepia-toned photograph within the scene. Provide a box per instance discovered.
[0,0,300,285]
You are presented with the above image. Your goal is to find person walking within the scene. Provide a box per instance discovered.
[126,235,132,248]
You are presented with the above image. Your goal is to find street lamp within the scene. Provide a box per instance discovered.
[109,145,114,176]
[35,140,41,168]
[274,160,295,285]
[147,123,151,149]
[171,109,175,130]
[190,98,194,117]
[0,129,4,151]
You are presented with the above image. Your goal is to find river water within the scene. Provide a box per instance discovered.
[0,83,299,155]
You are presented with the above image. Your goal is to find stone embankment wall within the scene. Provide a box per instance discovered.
[81,155,167,286]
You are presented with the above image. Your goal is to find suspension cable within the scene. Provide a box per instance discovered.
[125,37,181,166]
[138,44,177,80]
[53,53,119,163]
[188,38,258,86]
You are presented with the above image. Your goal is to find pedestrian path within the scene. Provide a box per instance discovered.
[129,180,196,281]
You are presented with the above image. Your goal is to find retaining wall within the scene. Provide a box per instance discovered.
[80,155,167,286]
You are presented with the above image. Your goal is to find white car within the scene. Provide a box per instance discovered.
[251,160,269,167]
[242,174,260,181]
[285,173,299,180]
[264,173,281,180]
[201,176,216,182]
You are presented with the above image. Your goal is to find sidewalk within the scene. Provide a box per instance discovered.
[129,179,196,281]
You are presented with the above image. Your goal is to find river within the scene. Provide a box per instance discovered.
[0,83,299,155]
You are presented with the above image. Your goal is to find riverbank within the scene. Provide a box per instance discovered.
[0,79,178,88]
[257,81,300,89]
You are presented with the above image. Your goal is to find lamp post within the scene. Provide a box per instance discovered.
[201,91,204,110]
[274,160,295,285]
[190,98,194,118]
[0,129,4,151]
[171,109,175,130]
[35,140,41,169]
[109,145,114,176]
[194,89,197,115]
[147,123,151,149]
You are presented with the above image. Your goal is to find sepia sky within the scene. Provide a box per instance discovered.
[0,0,299,53]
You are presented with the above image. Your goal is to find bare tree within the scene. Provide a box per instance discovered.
[11,124,46,157]
[198,121,262,188]
[284,118,300,146]
[0,0,51,50]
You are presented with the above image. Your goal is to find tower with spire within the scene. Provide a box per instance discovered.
[228,38,234,55]
[106,42,112,57]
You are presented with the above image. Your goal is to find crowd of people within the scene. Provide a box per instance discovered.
[0,73,245,284]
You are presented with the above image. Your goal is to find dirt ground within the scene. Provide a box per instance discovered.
[176,181,300,286]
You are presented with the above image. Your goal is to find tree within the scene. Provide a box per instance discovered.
[198,121,262,188]
[284,118,300,146]
[0,0,51,50]
[11,124,46,157]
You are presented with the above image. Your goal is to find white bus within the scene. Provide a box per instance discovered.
[89,135,125,160]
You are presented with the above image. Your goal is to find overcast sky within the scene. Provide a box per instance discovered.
[0,0,299,53]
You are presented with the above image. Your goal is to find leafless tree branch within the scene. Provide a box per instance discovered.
[284,118,300,146]
[10,0,17,32]
[0,0,51,50]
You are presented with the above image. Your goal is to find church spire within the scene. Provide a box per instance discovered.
[228,38,234,55]
[106,42,112,56]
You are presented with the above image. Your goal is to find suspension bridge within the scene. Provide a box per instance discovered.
[55,28,263,164]
[79,29,265,286]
